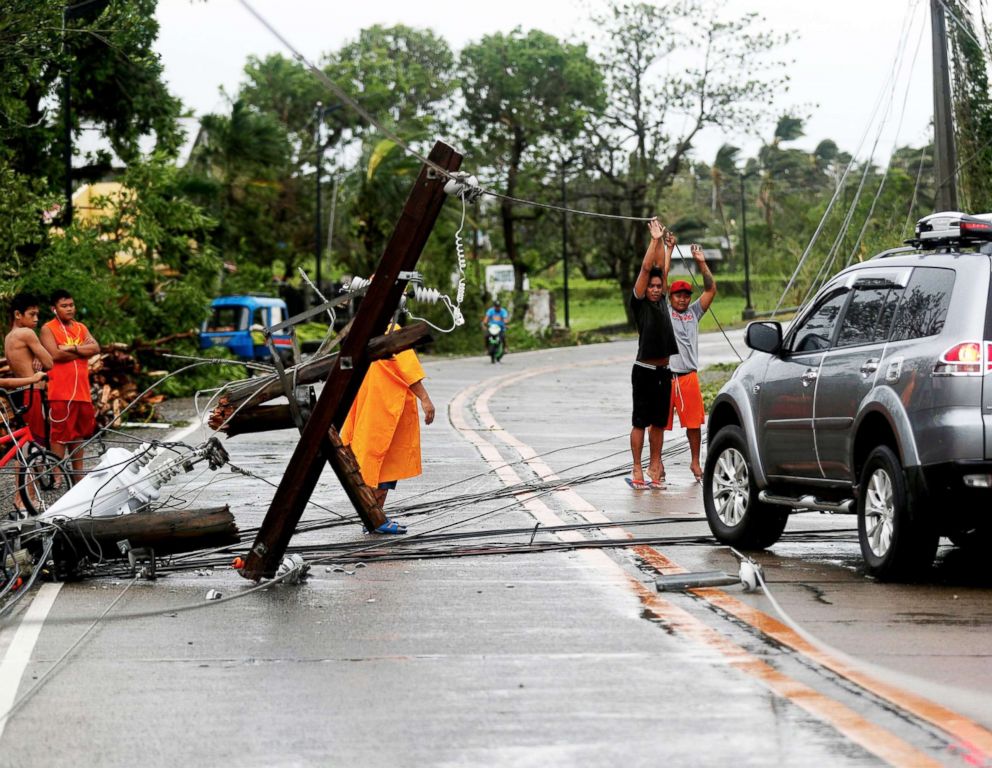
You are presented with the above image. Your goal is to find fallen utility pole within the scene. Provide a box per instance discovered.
[241,140,463,580]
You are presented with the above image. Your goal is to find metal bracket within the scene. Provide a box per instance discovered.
[398,270,423,284]
[118,540,156,580]
[267,343,307,434]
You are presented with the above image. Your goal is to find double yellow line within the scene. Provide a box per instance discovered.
[452,354,992,766]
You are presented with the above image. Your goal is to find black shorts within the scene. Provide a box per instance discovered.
[631,363,673,429]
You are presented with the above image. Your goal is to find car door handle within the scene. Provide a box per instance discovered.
[801,369,818,386]
[860,359,879,376]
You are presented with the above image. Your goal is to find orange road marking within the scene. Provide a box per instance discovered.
[454,355,992,764]
[634,537,992,760]
[630,578,942,767]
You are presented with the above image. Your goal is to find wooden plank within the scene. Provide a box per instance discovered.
[323,426,384,529]
[242,141,463,579]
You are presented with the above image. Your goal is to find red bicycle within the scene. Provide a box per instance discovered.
[0,384,74,515]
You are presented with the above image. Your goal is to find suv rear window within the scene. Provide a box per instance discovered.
[889,267,955,341]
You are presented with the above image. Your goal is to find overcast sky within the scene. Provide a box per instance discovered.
[154,0,937,164]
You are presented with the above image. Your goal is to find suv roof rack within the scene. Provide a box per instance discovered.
[906,210,992,248]
[871,246,917,260]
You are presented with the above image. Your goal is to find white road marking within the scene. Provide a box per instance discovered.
[0,416,204,744]
[0,582,63,741]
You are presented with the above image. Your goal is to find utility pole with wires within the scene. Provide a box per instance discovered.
[931,0,959,211]
[313,102,342,295]
[739,172,755,320]
[241,140,463,581]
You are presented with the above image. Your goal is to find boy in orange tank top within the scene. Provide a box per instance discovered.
[39,290,99,481]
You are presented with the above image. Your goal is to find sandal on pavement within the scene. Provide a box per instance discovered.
[374,519,407,535]
[649,480,666,490]
[625,477,649,490]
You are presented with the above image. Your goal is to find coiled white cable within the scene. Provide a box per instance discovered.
[403,190,469,333]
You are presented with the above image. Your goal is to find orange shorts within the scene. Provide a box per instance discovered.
[24,395,47,446]
[48,400,96,445]
[666,370,705,430]
[9,390,47,446]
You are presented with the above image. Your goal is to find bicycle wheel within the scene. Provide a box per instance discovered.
[17,449,74,515]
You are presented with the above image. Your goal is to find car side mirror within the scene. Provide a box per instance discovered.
[745,321,783,355]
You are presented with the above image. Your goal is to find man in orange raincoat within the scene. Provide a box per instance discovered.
[340,338,435,534]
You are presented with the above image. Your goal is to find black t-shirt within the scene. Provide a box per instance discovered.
[631,291,679,361]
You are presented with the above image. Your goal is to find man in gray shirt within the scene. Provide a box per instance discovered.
[661,244,717,482]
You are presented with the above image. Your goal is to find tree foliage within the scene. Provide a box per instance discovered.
[460,29,605,293]
[580,0,790,320]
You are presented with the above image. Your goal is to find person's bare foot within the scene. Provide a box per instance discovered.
[690,462,703,482]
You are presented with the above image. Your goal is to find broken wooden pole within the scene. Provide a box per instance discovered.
[241,141,463,580]
[57,506,239,558]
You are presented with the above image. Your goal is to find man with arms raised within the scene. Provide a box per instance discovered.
[627,218,679,489]
[40,290,98,480]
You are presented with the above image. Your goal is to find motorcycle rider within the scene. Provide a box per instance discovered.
[481,297,509,353]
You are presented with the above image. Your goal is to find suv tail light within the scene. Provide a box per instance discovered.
[933,341,985,375]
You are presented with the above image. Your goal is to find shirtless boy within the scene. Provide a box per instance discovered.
[3,293,54,443]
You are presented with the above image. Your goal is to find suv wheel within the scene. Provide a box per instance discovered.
[703,425,788,549]
[857,445,938,580]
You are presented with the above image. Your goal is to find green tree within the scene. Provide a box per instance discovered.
[10,157,220,343]
[710,144,740,263]
[460,29,605,294]
[581,0,789,321]
[0,0,182,186]
[948,0,992,210]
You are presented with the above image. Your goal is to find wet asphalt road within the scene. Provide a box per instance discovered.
[2,331,992,767]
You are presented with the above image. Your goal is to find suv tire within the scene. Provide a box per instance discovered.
[704,425,789,549]
[857,445,938,580]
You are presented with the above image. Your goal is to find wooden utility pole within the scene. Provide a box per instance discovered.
[931,0,959,211]
[241,141,463,580]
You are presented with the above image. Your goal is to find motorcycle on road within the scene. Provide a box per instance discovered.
[486,323,505,363]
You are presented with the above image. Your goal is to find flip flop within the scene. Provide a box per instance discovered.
[625,477,649,490]
[649,480,666,490]
[374,519,407,535]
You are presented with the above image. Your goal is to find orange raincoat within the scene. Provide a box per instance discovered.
[340,348,426,487]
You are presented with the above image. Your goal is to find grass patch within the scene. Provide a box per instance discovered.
[700,361,740,410]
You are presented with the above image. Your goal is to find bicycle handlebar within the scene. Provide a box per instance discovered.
[0,382,44,420]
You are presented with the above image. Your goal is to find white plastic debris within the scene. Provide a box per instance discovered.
[739,560,761,592]
[275,553,309,585]
[205,589,222,601]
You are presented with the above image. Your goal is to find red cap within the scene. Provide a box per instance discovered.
[670,280,692,294]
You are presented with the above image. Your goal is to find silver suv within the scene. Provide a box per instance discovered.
[704,212,992,579]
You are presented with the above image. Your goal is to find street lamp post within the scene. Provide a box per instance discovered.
[61,0,111,225]
[314,102,324,294]
[313,102,342,296]
[560,159,571,328]
[739,173,755,320]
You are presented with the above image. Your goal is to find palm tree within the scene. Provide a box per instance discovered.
[758,115,805,242]
[711,143,740,263]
